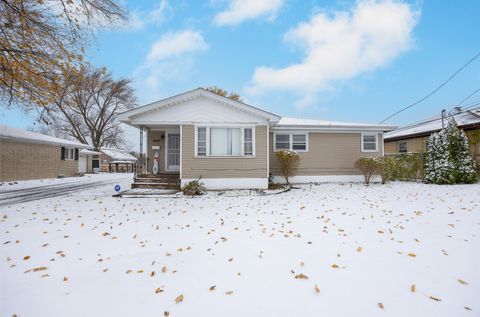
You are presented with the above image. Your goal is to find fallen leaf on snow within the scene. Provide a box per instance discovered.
[378,303,384,309]
[410,284,416,292]
[315,284,320,293]
[429,296,441,302]
[458,279,468,285]
[209,285,216,291]
[175,294,184,303]
[295,273,308,279]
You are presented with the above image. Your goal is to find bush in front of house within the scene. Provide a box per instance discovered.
[355,157,381,184]
[376,156,397,184]
[182,178,206,196]
[425,119,477,184]
[444,119,477,183]
[275,150,300,185]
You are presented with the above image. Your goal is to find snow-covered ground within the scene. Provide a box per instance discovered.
[1,182,479,317]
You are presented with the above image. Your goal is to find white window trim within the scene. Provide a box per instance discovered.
[194,125,256,158]
[361,133,378,153]
[273,133,309,152]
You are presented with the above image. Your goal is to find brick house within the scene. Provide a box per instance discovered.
[0,124,92,182]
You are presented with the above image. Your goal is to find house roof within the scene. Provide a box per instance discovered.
[0,124,92,149]
[101,149,137,162]
[80,149,102,155]
[119,88,395,132]
[274,117,396,132]
[118,88,282,126]
[384,107,480,140]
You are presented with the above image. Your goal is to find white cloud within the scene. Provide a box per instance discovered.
[146,30,208,63]
[148,0,173,26]
[121,1,173,31]
[214,0,284,26]
[247,0,420,108]
[133,30,208,101]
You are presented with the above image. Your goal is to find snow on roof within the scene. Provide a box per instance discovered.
[0,124,92,148]
[384,107,480,140]
[276,117,396,131]
[101,149,137,162]
[80,149,102,155]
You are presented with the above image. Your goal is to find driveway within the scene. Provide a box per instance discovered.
[0,174,132,207]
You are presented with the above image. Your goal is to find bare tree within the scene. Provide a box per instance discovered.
[37,65,136,150]
[0,0,127,108]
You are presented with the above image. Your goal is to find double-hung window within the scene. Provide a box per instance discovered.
[398,141,407,153]
[361,134,378,152]
[65,147,75,160]
[196,127,254,157]
[274,133,308,152]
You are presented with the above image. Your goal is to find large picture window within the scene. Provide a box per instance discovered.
[274,133,308,152]
[196,126,255,157]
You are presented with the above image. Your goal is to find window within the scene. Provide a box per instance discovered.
[197,127,207,156]
[362,134,378,152]
[274,133,308,152]
[63,147,75,160]
[196,126,255,157]
[398,141,407,153]
[244,128,253,156]
[275,134,290,150]
[292,134,307,151]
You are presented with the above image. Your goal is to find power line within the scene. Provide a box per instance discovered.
[378,51,480,124]
[457,87,480,106]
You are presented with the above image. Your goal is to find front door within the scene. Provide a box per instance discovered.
[166,133,180,171]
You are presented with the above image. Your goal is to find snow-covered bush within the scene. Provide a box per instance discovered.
[444,119,477,183]
[182,178,206,196]
[424,131,454,184]
[275,150,300,185]
[355,157,380,184]
[424,119,477,184]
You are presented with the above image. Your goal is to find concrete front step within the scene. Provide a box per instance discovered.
[134,178,180,184]
[136,174,180,179]
[131,183,181,190]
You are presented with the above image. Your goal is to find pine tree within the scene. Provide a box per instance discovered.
[444,119,477,183]
[424,132,454,184]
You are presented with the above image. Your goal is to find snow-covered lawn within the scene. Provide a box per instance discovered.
[1,182,479,317]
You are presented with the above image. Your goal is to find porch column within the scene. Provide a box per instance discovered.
[139,127,144,174]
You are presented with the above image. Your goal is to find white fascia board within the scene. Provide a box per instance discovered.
[118,88,281,125]
[272,127,388,133]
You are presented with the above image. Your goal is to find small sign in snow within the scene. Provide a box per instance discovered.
[114,185,121,192]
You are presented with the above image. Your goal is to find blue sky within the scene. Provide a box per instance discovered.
[1,0,480,148]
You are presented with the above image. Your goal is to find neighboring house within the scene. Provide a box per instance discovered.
[99,149,137,173]
[118,88,395,189]
[79,149,102,174]
[0,124,91,181]
[384,107,480,162]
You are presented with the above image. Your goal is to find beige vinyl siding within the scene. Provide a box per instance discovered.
[270,132,383,176]
[147,130,166,173]
[0,139,78,181]
[384,137,428,155]
[181,125,268,178]
[385,130,479,163]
